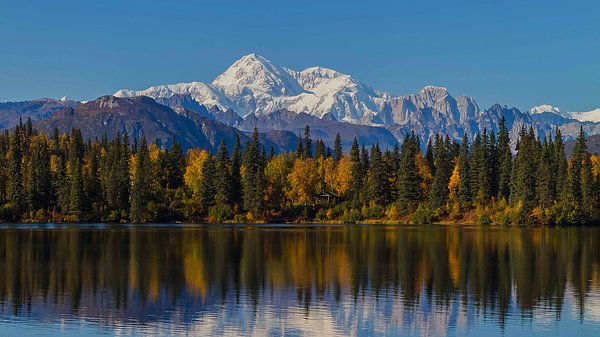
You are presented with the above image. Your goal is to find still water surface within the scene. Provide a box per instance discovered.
[0,224,599,336]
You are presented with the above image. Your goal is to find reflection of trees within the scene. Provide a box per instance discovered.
[0,226,599,323]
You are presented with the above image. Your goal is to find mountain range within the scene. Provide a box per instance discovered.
[2,53,600,152]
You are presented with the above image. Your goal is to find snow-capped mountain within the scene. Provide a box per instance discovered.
[530,104,562,115]
[530,104,600,123]
[567,108,600,123]
[113,53,600,146]
[115,53,388,123]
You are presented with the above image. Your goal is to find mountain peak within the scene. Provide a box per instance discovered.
[212,53,304,97]
[530,104,561,115]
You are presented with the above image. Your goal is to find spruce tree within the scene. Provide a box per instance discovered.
[497,117,512,201]
[429,135,451,211]
[214,139,232,208]
[7,130,23,209]
[230,134,243,207]
[130,137,152,222]
[242,128,265,214]
[368,143,391,206]
[303,125,312,159]
[333,132,343,163]
[457,134,471,208]
[397,133,421,212]
[348,137,362,207]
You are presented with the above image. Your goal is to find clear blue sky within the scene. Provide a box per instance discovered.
[1,0,599,112]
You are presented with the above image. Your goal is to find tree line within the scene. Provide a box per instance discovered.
[1,118,599,225]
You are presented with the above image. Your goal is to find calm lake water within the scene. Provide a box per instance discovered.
[1,225,600,336]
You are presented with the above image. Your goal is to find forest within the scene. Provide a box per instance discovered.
[0,117,598,225]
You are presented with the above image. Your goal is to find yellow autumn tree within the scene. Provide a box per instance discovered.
[286,158,320,206]
[183,149,209,197]
[320,156,336,193]
[264,154,293,209]
[333,155,352,196]
[448,161,461,215]
[591,154,599,178]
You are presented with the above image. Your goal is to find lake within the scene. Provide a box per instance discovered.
[0,224,599,336]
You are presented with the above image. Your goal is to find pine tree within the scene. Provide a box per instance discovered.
[199,154,217,213]
[510,127,539,212]
[554,128,568,202]
[230,134,243,207]
[7,130,24,213]
[497,117,512,201]
[425,138,435,176]
[397,133,421,212]
[457,133,471,208]
[536,137,555,209]
[167,134,185,189]
[333,132,343,163]
[130,137,152,222]
[368,143,391,206]
[214,139,232,208]
[295,134,304,159]
[303,125,312,159]
[429,135,451,211]
[242,128,265,214]
[568,127,587,205]
[348,137,362,207]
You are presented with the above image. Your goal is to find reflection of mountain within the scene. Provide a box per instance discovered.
[1,226,600,336]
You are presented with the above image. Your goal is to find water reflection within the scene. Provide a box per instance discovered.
[0,225,600,336]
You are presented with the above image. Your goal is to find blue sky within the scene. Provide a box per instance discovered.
[1,0,599,111]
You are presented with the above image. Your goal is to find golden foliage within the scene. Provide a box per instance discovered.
[333,155,352,196]
[415,151,432,197]
[286,158,321,206]
[183,149,209,197]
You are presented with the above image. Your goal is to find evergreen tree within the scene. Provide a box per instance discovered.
[568,127,587,204]
[397,133,421,212]
[214,139,232,208]
[303,125,312,159]
[429,135,451,210]
[230,134,243,207]
[510,127,539,212]
[295,134,304,159]
[497,117,512,201]
[457,134,471,208]
[425,138,435,175]
[554,128,568,202]
[348,137,362,208]
[333,132,343,163]
[242,128,265,214]
[167,134,185,189]
[368,143,391,206]
[7,130,24,213]
[199,154,217,213]
[130,137,152,222]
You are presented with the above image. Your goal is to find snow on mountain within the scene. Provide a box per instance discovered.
[566,108,600,123]
[115,54,388,123]
[112,53,600,145]
[530,104,600,123]
[115,82,239,113]
[530,104,562,115]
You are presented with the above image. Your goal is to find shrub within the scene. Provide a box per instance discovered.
[412,204,433,225]
[477,214,492,225]
[341,209,362,223]
[385,204,400,221]
[362,203,385,220]
[209,205,233,223]
[315,207,328,221]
